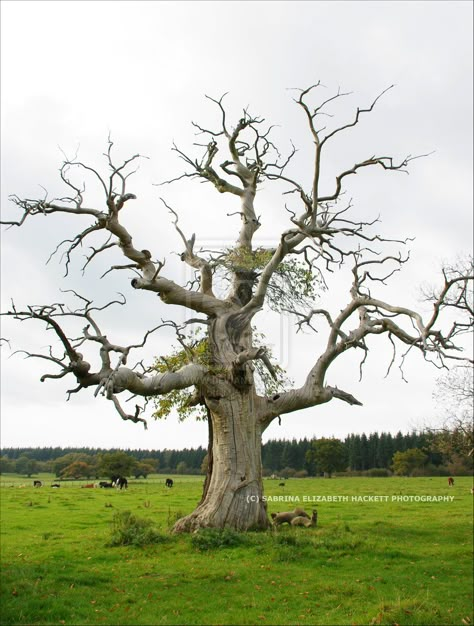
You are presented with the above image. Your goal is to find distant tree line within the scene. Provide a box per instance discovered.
[263,431,450,476]
[0,447,207,478]
[1,429,472,478]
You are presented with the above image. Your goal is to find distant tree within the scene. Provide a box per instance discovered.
[61,461,94,479]
[53,453,98,477]
[200,454,209,475]
[306,438,347,477]
[0,456,14,473]
[15,455,38,477]
[394,431,407,455]
[377,432,394,469]
[391,448,428,476]
[142,457,159,472]
[360,434,369,471]
[36,460,54,474]
[445,453,473,476]
[176,461,188,475]
[304,452,317,477]
[368,433,379,468]
[347,434,363,471]
[294,469,309,478]
[99,452,136,478]
[429,366,474,461]
[133,461,156,479]
[280,467,297,479]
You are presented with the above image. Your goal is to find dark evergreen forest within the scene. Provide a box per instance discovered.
[1,430,445,475]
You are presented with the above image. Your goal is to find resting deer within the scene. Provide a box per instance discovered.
[271,507,310,526]
[291,510,318,527]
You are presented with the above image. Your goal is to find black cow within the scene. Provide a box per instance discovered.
[99,481,113,488]
[33,480,42,488]
[51,484,60,488]
[165,478,173,488]
[114,477,128,490]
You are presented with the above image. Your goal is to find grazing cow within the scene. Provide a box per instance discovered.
[51,484,61,488]
[165,478,173,488]
[448,477,455,487]
[99,481,113,488]
[81,483,95,488]
[114,477,128,490]
[271,507,310,526]
[291,510,318,527]
[279,482,285,487]
[33,480,42,488]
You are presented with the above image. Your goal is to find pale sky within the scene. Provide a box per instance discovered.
[1,1,472,450]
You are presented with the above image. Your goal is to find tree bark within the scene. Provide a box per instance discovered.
[198,406,214,506]
[174,385,268,532]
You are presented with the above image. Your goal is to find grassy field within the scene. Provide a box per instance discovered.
[0,474,472,625]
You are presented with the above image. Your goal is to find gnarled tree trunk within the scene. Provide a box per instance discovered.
[173,390,268,532]
[174,315,269,532]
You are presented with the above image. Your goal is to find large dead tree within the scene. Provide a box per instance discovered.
[2,84,473,531]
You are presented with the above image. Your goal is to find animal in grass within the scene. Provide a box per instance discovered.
[117,477,128,489]
[165,478,174,488]
[99,481,113,488]
[448,477,454,487]
[279,482,285,487]
[110,475,128,489]
[81,483,95,489]
[112,476,128,490]
[471,486,474,495]
[51,484,61,488]
[291,510,318,527]
[271,507,311,526]
[33,480,42,488]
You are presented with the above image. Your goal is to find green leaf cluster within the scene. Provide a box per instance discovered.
[222,246,274,272]
[218,247,323,313]
[152,329,210,422]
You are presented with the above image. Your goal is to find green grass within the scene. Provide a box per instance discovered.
[0,475,472,625]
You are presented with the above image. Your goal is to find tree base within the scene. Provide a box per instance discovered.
[172,493,270,533]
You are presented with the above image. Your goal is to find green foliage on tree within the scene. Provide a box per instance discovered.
[152,329,212,421]
[15,455,38,477]
[306,438,347,477]
[200,454,209,475]
[218,247,322,313]
[60,461,95,479]
[176,461,188,474]
[391,448,428,476]
[152,328,291,421]
[133,461,157,479]
[0,456,15,473]
[99,452,137,478]
[53,453,98,478]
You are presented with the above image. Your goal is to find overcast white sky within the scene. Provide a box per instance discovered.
[1,1,472,451]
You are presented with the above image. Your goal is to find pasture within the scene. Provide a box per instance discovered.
[0,475,472,625]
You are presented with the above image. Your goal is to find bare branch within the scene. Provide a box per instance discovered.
[161,198,215,296]
[320,85,394,146]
